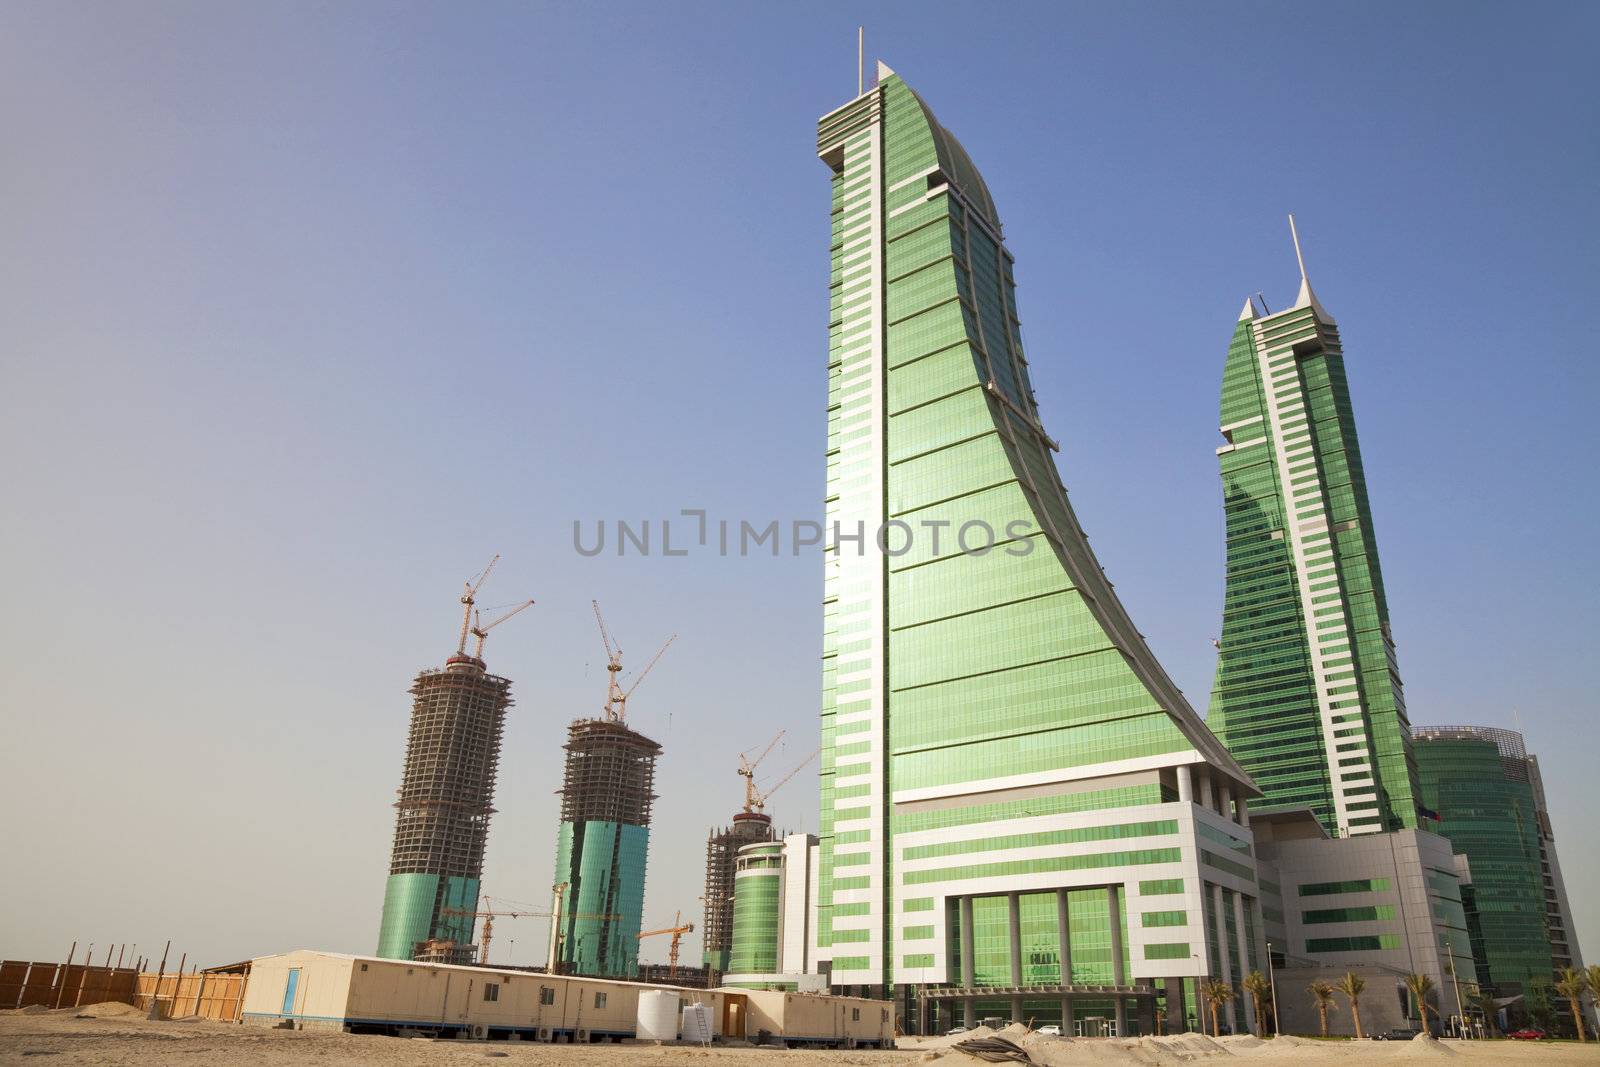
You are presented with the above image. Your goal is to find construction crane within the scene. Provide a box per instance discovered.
[592,599,677,722]
[737,730,786,814]
[440,895,540,966]
[442,891,619,966]
[744,747,820,814]
[470,600,535,659]
[637,910,695,979]
[456,555,500,656]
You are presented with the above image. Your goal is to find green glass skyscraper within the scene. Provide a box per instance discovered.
[1206,228,1419,838]
[1413,726,1559,997]
[814,63,1265,1035]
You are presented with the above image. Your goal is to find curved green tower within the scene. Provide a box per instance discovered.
[727,841,785,985]
[1413,727,1553,996]
[1206,240,1419,838]
[814,64,1263,1035]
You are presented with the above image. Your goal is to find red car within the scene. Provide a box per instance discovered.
[1509,1028,1548,1040]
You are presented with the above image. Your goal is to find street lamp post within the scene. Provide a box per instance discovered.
[1443,940,1468,1039]
[1265,941,1281,1036]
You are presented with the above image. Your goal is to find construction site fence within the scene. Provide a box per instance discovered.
[0,961,246,1022]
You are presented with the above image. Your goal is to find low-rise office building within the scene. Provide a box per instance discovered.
[1251,810,1477,1035]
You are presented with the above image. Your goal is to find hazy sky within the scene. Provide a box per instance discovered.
[3,2,1596,971]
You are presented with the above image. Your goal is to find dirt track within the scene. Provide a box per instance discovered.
[4,1004,1600,1066]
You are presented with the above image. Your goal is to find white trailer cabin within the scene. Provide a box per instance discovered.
[242,950,720,1042]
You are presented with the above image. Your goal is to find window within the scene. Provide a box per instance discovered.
[539,987,555,1006]
[1299,878,1391,897]
[852,1008,860,1021]
[483,983,499,1002]
[360,964,368,972]
[594,992,607,1009]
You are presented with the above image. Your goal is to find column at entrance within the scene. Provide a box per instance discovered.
[1108,885,1126,1036]
[960,896,976,1028]
[1007,892,1023,1023]
[1056,887,1073,1033]
[1231,891,1257,1035]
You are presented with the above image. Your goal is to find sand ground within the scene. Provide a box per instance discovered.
[4,1004,1599,1066]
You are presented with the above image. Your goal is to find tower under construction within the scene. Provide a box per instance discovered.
[549,602,673,978]
[375,557,532,964]
[702,811,776,979]
[701,732,817,982]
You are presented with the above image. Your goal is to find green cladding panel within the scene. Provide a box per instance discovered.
[729,871,783,975]
[376,873,479,960]
[1206,291,1419,838]
[553,820,649,978]
[376,873,438,960]
[1413,736,1552,995]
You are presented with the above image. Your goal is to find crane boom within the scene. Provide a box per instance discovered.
[623,634,677,700]
[636,910,695,978]
[752,747,819,812]
[457,554,501,656]
[592,600,618,661]
[738,730,785,813]
[471,599,535,659]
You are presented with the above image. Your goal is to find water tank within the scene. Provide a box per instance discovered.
[682,1003,713,1044]
[636,989,679,1041]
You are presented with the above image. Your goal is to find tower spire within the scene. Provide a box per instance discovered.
[1287,213,1334,323]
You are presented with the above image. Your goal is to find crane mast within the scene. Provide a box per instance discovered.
[456,554,500,656]
[637,910,695,978]
[591,600,676,721]
[738,730,786,814]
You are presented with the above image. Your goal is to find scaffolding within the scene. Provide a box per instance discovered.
[382,655,512,964]
[557,718,661,825]
[702,811,776,980]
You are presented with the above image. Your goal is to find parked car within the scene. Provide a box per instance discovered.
[1037,1025,1063,1037]
[1509,1028,1548,1040]
[1373,1027,1424,1040]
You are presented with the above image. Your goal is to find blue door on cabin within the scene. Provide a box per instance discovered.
[282,968,300,1015]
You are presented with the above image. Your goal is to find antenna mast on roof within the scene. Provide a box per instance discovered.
[857,27,864,96]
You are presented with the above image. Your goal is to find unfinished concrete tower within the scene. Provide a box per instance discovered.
[550,602,673,978]
[375,557,531,964]
[702,811,776,980]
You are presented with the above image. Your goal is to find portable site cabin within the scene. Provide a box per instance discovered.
[241,951,721,1042]
[734,988,894,1049]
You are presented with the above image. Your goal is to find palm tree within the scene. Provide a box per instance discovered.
[1243,970,1271,1035]
[1308,980,1338,1038]
[1201,979,1236,1037]
[1335,971,1366,1039]
[1586,966,1600,1036]
[1556,969,1588,1041]
[1405,974,1438,1033]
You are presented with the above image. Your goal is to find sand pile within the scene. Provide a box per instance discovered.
[922,1025,1000,1049]
[73,1002,145,1018]
[1397,1034,1455,1058]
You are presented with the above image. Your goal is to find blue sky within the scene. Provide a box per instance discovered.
[2,1,1596,969]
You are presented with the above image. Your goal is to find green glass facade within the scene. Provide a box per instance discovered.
[727,842,784,983]
[1207,280,1419,837]
[1413,729,1552,995]
[375,873,478,961]
[552,819,650,978]
[813,65,1261,1036]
